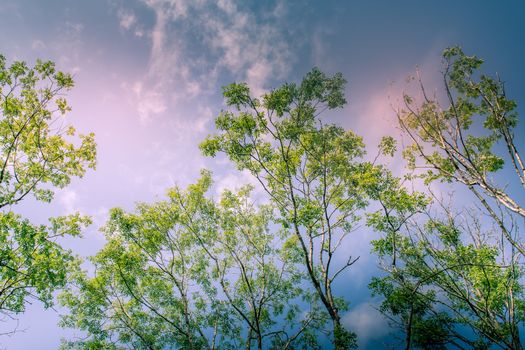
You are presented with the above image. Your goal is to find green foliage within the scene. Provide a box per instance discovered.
[398,47,525,221]
[387,47,525,348]
[0,212,90,314]
[333,324,356,350]
[370,198,525,348]
[0,55,96,207]
[60,173,322,349]
[0,54,96,322]
[57,47,525,350]
[201,67,407,349]
[378,136,397,157]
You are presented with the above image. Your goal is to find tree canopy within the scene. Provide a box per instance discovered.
[371,47,525,349]
[60,172,324,350]
[201,68,405,349]
[1,47,524,350]
[0,55,96,327]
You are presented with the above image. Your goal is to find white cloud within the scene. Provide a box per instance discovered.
[203,2,292,93]
[117,8,136,30]
[116,0,296,122]
[114,3,145,36]
[343,301,390,348]
[31,39,47,50]
[120,80,167,123]
[246,60,273,97]
[215,170,255,194]
[58,189,79,215]
[136,89,167,122]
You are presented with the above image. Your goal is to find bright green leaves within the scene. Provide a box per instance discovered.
[263,84,294,117]
[378,136,397,157]
[60,174,319,350]
[0,212,89,313]
[48,213,92,237]
[371,203,525,348]
[426,219,460,247]
[201,68,391,349]
[222,82,252,110]
[54,70,75,89]
[399,47,524,217]
[0,55,97,208]
[200,135,222,158]
[61,198,211,349]
[443,46,483,95]
[379,46,525,348]
[0,54,96,324]
[62,69,360,349]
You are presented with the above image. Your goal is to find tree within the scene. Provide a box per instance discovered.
[201,68,393,349]
[0,55,96,329]
[60,172,322,349]
[369,47,525,349]
[370,191,524,349]
[0,55,96,207]
[398,46,525,256]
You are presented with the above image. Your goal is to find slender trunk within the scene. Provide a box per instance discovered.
[509,283,523,350]
[257,332,263,350]
[510,331,523,350]
[405,304,414,350]
[183,297,195,350]
[246,327,252,350]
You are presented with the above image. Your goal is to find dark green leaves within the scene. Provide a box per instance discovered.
[300,68,347,109]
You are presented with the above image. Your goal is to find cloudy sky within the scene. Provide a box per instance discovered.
[1,0,525,348]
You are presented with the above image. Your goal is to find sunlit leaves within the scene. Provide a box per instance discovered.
[0,54,97,207]
[60,174,319,349]
[0,212,90,313]
[201,67,396,349]
[399,47,522,205]
[0,54,96,323]
[371,199,525,348]
[392,48,525,348]
[378,136,397,157]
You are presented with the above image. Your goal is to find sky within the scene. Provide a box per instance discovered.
[1,0,525,348]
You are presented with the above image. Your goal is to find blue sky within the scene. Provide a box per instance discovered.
[1,0,525,348]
